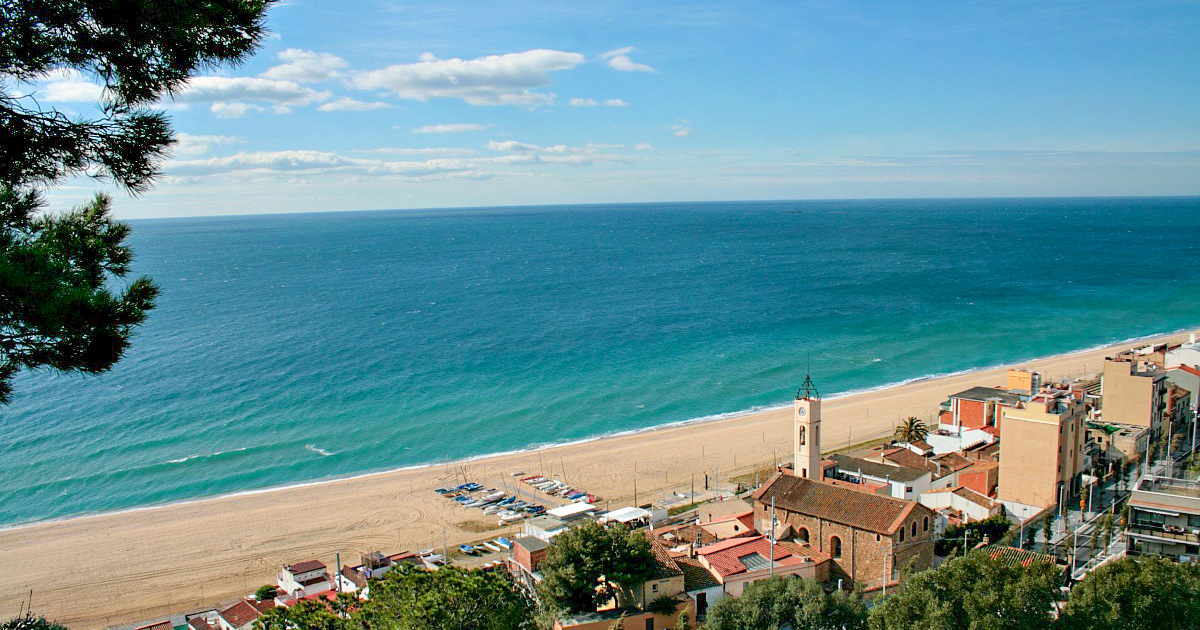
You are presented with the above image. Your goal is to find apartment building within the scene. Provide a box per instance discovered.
[1127,475,1200,561]
[997,389,1088,509]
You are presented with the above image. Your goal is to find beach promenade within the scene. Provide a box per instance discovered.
[1,331,1193,629]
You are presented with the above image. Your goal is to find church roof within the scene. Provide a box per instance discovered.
[752,473,929,535]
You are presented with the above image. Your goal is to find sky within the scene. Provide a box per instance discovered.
[25,0,1200,218]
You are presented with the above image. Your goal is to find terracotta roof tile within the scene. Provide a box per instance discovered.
[674,555,721,591]
[986,546,1058,568]
[755,473,929,534]
[219,601,261,629]
[696,536,808,578]
[286,559,326,574]
[643,533,684,580]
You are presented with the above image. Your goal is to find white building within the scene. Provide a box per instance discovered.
[277,559,332,598]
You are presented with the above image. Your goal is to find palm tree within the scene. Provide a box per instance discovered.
[894,416,930,444]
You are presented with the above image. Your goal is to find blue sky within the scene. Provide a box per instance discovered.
[30,0,1200,218]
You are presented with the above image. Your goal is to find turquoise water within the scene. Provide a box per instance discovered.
[3,197,1198,526]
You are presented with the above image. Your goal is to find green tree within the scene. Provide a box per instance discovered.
[893,417,929,444]
[360,564,533,630]
[537,521,656,614]
[702,576,866,630]
[936,514,1012,556]
[866,550,1060,630]
[1059,556,1200,630]
[255,599,350,630]
[1041,515,1055,552]
[2,615,68,630]
[254,584,278,601]
[0,0,274,403]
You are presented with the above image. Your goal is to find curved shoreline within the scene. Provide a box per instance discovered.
[2,328,1194,630]
[3,325,1191,534]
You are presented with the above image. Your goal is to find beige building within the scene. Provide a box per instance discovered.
[997,389,1088,509]
[1102,358,1168,442]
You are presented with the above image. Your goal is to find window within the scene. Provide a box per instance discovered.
[1189,515,1200,529]
[911,522,917,537]
[923,516,929,532]
[899,527,905,542]
[830,536,842,559]
[797,527,810,543]
[1134,510,1166,527]
[651,583,658,593]
[645,619,654,630]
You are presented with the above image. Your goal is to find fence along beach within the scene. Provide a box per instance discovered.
[1,330,1193,629]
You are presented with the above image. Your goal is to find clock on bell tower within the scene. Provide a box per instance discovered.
[794,374,821,480]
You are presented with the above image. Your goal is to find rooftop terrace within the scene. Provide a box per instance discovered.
[1137,476,1200,499]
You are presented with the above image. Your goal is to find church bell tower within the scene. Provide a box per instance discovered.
[794,374,822,480]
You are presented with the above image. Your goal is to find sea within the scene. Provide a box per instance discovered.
[3,197,1199,527]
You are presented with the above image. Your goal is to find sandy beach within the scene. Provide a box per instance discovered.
[1,330,1193,628]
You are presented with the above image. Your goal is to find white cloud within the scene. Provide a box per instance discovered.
[599,46,656,73]
[173,133,241,157]
[37,69,105,102]
[487,140,543,153]
[317,97,392,111]
[173,76,331,116]
[261,49,348,82]
[569,98,628,107]
[354,147,480,156]
[350,49,585,107]
[411,123,492,134]
[671,124,692,137]
[635,143,654,151]
[211,102,264,118]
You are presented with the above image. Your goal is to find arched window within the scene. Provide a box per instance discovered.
[797,426,806,446]
[911,522,917,537]
[830,535,842,559]
[923,516,929,532]
[797,527,810,543]
[899,527,905,542]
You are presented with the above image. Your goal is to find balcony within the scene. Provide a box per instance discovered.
[1127,525,1200,544]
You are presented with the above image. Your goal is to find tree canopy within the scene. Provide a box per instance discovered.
[702,575,867,630]
[867,549,1060,630]
[0,0,274,402]
[359,565,533,630]
[893,417,929,444]
[537,520,657,614]
[1059,556,1200,630]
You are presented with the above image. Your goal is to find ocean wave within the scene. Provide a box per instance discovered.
[305,444,335,457]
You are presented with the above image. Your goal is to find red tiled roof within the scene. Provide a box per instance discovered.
[696,536,810,578]
[674,555,721,591]
[980,426,1001,437]
[987,546,1058,568]
[286,559,326,574]
[753,473,929,534]
[701,509,754,525]
[952,486,998,509]
[1175,364,1200,377]
[643,533,684,579]
[219,601,261,628]
[187,618,213,630]
[820,476,887,494]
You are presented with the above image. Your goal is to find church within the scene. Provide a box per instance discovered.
[751,375,935,591]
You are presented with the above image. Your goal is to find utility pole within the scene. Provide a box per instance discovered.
[770,497,776,578]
